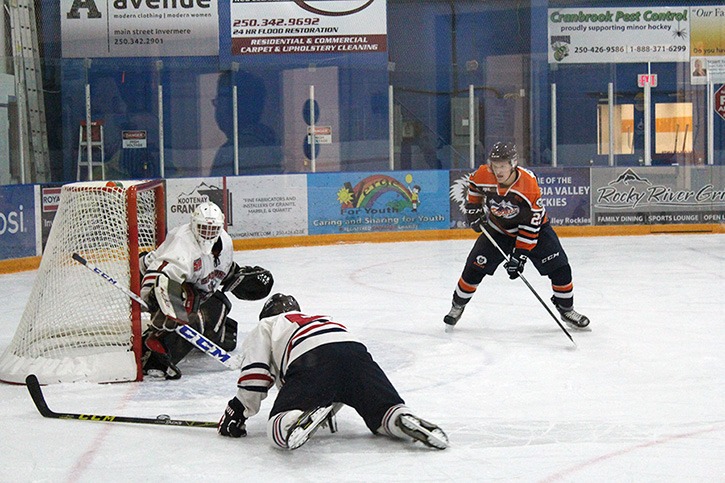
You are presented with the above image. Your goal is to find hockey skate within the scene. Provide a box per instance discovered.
[551,297,590,330]
[396,414,449,450]
[141,350,181,380]
[286,405,334,450]
[443,303,465,331]
[141,336,182,380]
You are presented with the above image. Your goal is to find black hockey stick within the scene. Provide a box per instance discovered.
[479,227,576,347]
[25,374,217,429]
[72,252,242,369]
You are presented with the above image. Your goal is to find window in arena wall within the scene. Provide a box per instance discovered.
[597,104,635,155]
[654,102,693,155]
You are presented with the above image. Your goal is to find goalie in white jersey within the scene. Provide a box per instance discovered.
[217,293,449,450]
[139,201,273,379]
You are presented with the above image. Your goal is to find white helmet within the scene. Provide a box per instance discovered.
[191,202,224,255]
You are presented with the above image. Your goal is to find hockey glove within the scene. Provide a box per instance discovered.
[222,263,274,301]
[218,397,247,437]
[151,275,200,325]
[504,249,528,280]
[464,202,485,233]
[149,310,180,332]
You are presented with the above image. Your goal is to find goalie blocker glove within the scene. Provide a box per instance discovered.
[504,249,528,280]
[150,274,201,326]
[464,202,485,233]
[218,397,247,437]
[221,263,274,301]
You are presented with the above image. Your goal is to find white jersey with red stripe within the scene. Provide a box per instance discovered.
[140,223,234,303]
[234,311,359,419]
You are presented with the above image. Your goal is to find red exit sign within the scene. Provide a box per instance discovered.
[638,74,658,87]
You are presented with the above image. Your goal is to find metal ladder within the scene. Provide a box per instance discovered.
[7,0,50,182]
[76,120,105,181]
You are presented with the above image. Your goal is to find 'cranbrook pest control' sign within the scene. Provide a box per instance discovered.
[548,7,689,64]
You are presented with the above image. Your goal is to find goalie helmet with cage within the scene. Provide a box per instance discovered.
[259,293,301,320]
[191,202,224,255]
[487,142,518,168]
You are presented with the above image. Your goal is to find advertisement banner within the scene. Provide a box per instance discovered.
[690,6,725,85]
[533,168,591,226]
[164,178,227,231]
[448,169,474,230]
[40,185,63,252]
[230,0,386,56]
[0,185,36,260]
[548,7,689,64]
[448,168,591,229]
[592,166,725,225]
[226,175,308,239]
[60,0,219,58]
[308,171,448,235]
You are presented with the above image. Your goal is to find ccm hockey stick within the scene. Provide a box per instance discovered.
[72,253,242,369]
[25,375,217,429]
[478,228,576,347]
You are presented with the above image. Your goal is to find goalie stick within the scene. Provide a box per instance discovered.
[72,252,243,370]
[478,227,576,347]
[25,374,217,429]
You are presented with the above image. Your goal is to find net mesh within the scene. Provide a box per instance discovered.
[0,180,163,384]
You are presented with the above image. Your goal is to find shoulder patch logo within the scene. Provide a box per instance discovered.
[193,258,202,272]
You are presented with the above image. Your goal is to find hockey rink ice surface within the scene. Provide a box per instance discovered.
[1,233,723,482]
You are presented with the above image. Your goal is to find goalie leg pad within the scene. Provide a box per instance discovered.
[219,317,238,352]
[199,292,238,351]
[141,332,182,380]
[164,314,204,365]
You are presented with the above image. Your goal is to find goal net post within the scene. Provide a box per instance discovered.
[0,180,165,384]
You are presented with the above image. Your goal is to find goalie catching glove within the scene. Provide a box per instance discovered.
[218,397,247,437]
[221,263,274,301]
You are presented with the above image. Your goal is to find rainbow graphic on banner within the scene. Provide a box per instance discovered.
[307,170,448,235]
[338,174,413,210]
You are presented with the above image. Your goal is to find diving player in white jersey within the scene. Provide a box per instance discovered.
[217,293,449,451]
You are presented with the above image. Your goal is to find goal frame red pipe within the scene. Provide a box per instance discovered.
[127,180,166,381]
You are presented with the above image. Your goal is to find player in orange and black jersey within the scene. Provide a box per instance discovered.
[444,142,590,331]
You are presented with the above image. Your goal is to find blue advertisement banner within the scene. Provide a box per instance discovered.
[533,167,591,226]
[449,169,474,229]
[448,167,591,228]
[0,185,36,260]
[307,170,449,235]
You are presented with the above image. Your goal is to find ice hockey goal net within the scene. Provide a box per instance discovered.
[0,180,165,384]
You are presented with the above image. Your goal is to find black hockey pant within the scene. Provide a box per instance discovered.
[270,342,405,434]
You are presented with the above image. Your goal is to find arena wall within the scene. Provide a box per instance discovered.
[1,166,724,273]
